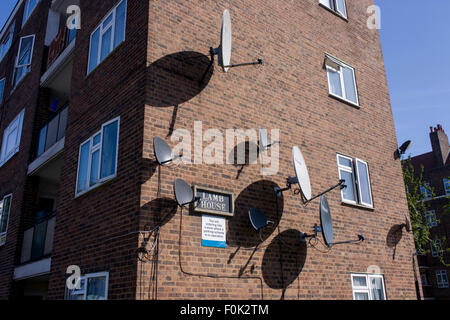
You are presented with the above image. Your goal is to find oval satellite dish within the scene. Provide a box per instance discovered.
[320,195,333,247]
[293,146,312,201]
[220,9,232,72]
[248,208,269,231]
[404,213,412,233]
[174,178,194,207]
[154,137,173,165]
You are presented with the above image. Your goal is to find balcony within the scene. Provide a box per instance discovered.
[28,107,68,176]
[51,0,80,14]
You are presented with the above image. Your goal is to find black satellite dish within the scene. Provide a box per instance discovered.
[275,146,346,204]
[300,195,364,248]
[200,10,263,83]
[394,140,412,160]
[173,178,200,208]
[248,208,274,231]
[153,137,182,166]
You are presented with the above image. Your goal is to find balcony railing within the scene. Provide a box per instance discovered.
[35,106,68,159]
[20,212,56,264]
[47,25,76,70]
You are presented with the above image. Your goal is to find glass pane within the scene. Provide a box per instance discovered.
[6,129,17,155]
[354,292,369,300]
[88,28,100,73]
[369,277,385,300]
[0,79,5,103]
[31,221,47,260]
[340,170,356,202]
[57,107,68,141]
[114,0,126,48]
[86,276,107,300]
[18,37,33,66]
[357,161,372,206]
[0,196,11,233]
[100,120,118,179]
[338,156,352,168]
[336,0,347,17]
[100,27,112,62]
[45,115,59,151]
[343,66,357,103]
[93,133,101,146]
[67,18,77,44]
[327,67,342,97]
[103,12,113,28]
[352,276,367,287]
[77,142,90,194]
[90,150,100,186]
[37,125,47,157]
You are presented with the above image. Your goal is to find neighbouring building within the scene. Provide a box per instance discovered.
[410,124,450,300]
[0,0,419,300]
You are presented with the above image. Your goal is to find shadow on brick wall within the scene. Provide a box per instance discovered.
[386,224,404,260]
[262,229,307,300]
[227,141,260,179]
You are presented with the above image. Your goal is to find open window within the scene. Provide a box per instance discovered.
[0,109,25,167]
[325,54,359,107]
[12,35,35,88]
[22,0,41,27]
[319,0,347,19]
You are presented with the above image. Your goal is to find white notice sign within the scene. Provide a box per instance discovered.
[201,215,226,248]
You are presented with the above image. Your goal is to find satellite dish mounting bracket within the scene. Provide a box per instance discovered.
[329,234,365,247]
[300,224,321,242]
[302,180,346,204]
[274,176,298,197]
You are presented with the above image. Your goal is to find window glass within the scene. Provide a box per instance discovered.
[340,169,356,202]
[369,276,385,300]
[100,27,112,61]
[352,276,367,287]
[88,28,100,73]
[23,0,39,26]
[114,0,126,47]
[354,292,369,300]
[90,150,100,186]
[0,195,12,234]
[356,160,372,206]
[77,141,90,193]
[444,178,450,195]
[327,67,342,97]
[343,66,357,103]
[86,276,107,300]
[335,0,347,17]
[1,109,24,166]
[100,120,119,179]
[0,78,5,104]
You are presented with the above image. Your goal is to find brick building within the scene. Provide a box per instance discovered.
[410,125,450,300]
[0,0,419,300]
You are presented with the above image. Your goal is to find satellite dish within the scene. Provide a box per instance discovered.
[300,195,364,248]
[173,178,199,207]
[394,140,412,160]
[293,146,312,201]
[404,213,412,233]
[153,137,182,166]
[201,9,263,83]
[259,127,280,151]
[220,10,232,72]
[248,208,273,231]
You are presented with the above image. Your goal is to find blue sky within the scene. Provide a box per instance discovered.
[1,1,448,157]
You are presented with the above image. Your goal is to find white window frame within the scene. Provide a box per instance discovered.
[431,239,443,258]
[0,109,25,167]
[436,270,449,289]
[325,54,359,107]
[337,154,373,208]
[443,178,450,196]
[65,272,109,300]
[351,274,386,300]
[0,194,13,246]
[13,34,35,88]
[0,21,15,63]
[87,0,127,74]
[75,117,120,197]
[0,78,5,105]
[319,0,348,19]
[22,0,41,27]
[425,210,438,227]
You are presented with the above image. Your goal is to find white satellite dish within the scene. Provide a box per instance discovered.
[292,146,312,201]
[220,10,232,72]
[259,127,280,151]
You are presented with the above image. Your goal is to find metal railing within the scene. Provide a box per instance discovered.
[35,106,68,159]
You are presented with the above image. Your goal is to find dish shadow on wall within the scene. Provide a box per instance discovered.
[386,224,404,260]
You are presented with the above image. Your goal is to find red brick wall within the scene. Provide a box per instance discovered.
[139,0,419,299]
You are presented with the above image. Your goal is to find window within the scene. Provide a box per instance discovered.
[325,54,358,106]
[0,109,25,167]
[65,272,109,300]
[88,0,127,74]
[425,210,438,227]
[443,178,450,196]
[421,272,429,286]
[420,182,432,200]
[22,0,40,27]
[351,274,386,300]
[436,270,449,288]
[431,239,443,258]
[0,194,12,246]
[0,22,15,62]
[0,78,5,106]
[12,35,35,88]
[76,117,120,196]
[337,154,373,208]
[319,0,348,19]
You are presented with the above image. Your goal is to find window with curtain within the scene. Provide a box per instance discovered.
[337,154,373,208]
[88,0,127,74]
[0,194,13,246]
[76,117,120,196]
[12,35,35,88]
[22,0,40,26]
[0,109,25,167]
[319,0,348,19]
[351,274,386,300]
[325,54,359,106]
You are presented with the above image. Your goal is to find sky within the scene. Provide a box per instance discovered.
[0,0,448,157]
